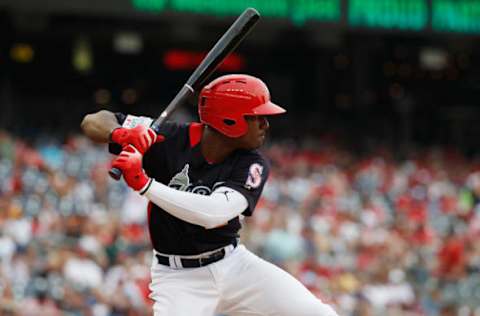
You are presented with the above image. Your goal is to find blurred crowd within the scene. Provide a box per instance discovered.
[1,129,480,316]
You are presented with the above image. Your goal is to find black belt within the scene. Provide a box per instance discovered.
[155,241,238,268]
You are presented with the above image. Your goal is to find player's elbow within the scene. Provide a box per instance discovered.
[81,110,106,131]
[81,110,117,143]
[80,114,100,142]
[200,216,228,230]
[202,199,247,229]
[80,114,93,134]
[200,209,239,229]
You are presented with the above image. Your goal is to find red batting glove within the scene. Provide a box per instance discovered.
[110,125,165,154]
[111,145,151,191]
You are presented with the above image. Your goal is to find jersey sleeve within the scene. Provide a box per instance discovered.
[223,152,270,216]
[114,112,127,125]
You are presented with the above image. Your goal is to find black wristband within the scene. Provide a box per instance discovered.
[139,178,154,195]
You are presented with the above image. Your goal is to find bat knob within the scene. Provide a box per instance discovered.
[109,167,123,180]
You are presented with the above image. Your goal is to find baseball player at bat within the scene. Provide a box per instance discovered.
[81,74,338,316]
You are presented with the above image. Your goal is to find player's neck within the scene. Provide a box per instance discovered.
[201,127,236,164]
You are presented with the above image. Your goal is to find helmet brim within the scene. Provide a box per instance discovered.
[250,101,286,116]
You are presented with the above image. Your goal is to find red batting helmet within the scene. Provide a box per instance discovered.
[198,74,286,138]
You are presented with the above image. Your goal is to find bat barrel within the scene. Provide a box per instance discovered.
[187,8,260,90]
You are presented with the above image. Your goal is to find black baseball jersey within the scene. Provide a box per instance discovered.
[113,114,270,255]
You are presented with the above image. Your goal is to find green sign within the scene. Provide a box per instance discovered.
[133,0,480,34]
[133,0,167,11]
[348,0,428,30]
[170,0,288,18]
[432,0,480,33]
[132,0,341,25]
[291,0,341,25]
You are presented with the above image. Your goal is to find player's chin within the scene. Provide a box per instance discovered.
[241,134,265,150]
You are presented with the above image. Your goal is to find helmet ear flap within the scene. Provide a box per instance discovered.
[200,96,207,107]
[225,115,248,137]
[232,116,249,137]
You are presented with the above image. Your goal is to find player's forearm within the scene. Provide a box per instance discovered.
[81,110,120,143]
[141,181,248,229]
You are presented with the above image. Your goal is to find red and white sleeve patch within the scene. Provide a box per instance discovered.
[245,163,263,189]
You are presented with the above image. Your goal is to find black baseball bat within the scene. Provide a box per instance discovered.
[109,7,260,180]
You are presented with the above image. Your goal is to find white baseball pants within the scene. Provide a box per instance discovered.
[149,244,338,316]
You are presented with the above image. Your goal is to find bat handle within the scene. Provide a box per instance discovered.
[109,167,122,180]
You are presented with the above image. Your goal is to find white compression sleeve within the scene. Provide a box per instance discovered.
[141,180,249,229]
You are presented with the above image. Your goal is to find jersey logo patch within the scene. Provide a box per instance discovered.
[168,164,225,195]
[245,163,263,190]
[168,164,190,191]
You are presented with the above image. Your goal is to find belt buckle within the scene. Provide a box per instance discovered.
[199,255,214,266]
[199,250,222,267]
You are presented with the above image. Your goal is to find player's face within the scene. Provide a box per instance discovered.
[238,115,270,149]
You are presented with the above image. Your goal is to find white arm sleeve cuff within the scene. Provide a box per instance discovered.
[142,181,249,229]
